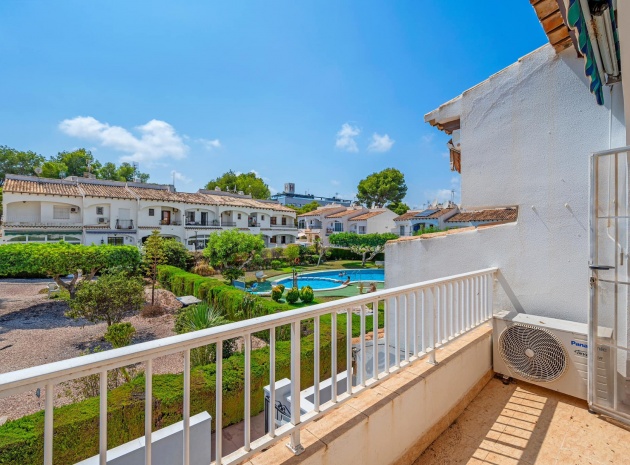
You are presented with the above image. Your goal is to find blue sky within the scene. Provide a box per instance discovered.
[0,1,547,208]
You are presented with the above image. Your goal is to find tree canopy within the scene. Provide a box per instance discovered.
[288,200,320,216]
[205,170,270,199]
[356,168,407,208]
[0,145,150,183]
[329,232,398,266]
[388,200,410,216]
[203,230,265,282]
[0,146,46,180]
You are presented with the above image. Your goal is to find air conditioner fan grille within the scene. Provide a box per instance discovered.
[498,323,567,382]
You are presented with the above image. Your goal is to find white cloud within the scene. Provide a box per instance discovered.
[170,170,191,184]
[368,133,395,152]
[330,179,340,186]
[250,169,260,177]
[59,116,189,163]
[198,138,221,150]
[335,123,360,152]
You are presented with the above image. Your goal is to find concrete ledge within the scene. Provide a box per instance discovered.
[245,324,493,465]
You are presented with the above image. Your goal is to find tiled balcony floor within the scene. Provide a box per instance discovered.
[414,377,630,465]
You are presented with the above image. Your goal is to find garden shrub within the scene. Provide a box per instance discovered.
[271,285,283,302]
[275,283,285,293]
[104,323,136,348]
[174,303,235,366]
[192,262,215,276]
[300,286,314,303]
[286,287,300,304]
[0,320,348,465]
[270,259,283,270]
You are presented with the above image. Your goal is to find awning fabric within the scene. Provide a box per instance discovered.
[567,0,620,105]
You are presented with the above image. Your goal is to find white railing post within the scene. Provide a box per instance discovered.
[44,383,54,465]
[313,317,320,412]
[488,273,494,318]
[394,296,400,368]
[372,300,379,380]
[360,304,366,387]
[216,341,223,465]
[403,294,409,363]
[269,327,277,437]
[428,287,437,365]
[244,334,251,452]
[384,298,390,373]
[183,350,190,465]
[99,371,107,465]
[413,291,419,357]
[145,359,153,465]
[347,308,353,395]
[287,320,304,455]
[331,313,338,403]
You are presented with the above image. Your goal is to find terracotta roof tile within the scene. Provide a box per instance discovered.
[3,176,82,197]
[349,211,385,221]
[426,207,456,219]
[394,210,422,221]
[3,175,295,214]
[446,207,517,223]
[298,207,342,217]
[325,209,366,218]
[79,183,137,199]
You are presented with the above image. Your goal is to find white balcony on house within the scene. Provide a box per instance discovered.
[0,269,504,465]
[2,201,83,228]
[184,209,218,228]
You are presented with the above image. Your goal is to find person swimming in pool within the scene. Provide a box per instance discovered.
[369,282,377,293]
[343,276,351,285]
[338,271,345,277]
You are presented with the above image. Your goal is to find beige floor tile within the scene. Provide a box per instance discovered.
[413,378,630,465]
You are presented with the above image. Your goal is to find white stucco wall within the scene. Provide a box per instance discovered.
[387,45,626,324]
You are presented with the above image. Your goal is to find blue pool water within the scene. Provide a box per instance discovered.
[275,269,384,291]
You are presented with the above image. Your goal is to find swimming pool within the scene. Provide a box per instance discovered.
[274,269,384,291]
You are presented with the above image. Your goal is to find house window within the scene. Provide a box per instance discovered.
[107,237,124,246]
[399,225,405,236]
[261,215,265,220]
[186,211,195,224]
[270,236,277,243]
[149,209,155,216]
[53,206,70,220]
[281,235,286,244]
[298,219,306,229]
[282,217,287,225]
[96,207,104,215]
[359,226,366,234]
[333,221,343,232]
[271,217,277,225]
[238,214,242,220]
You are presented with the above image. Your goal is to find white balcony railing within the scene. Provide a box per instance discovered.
[0,268,497,465]
[2,215,82,228]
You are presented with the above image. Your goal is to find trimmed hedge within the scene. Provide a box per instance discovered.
[0,242,141,279]
[157,265,293,321]
[0,322,347,465]
[328,247,384,262]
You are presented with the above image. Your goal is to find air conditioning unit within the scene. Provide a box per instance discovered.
[70,207,79,213]
[98,217,107,224]
[493,311,613,401]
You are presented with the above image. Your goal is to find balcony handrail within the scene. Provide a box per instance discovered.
[0,267,497,465]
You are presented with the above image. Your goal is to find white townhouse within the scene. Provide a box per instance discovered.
[393,205,459,236]
[298,205,397,244]
[0,174,297,249]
